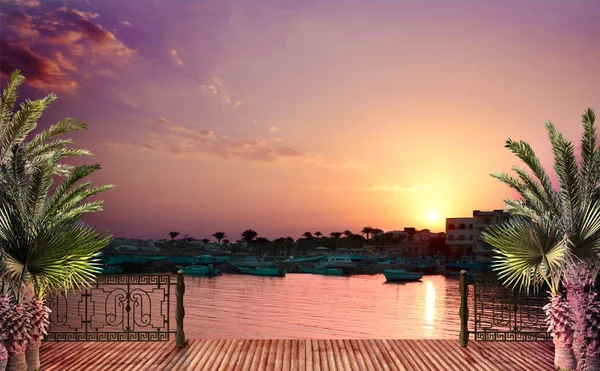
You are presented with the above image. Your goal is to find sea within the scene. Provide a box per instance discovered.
[181,273,464,339]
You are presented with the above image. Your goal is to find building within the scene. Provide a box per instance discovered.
[445,209,509,261]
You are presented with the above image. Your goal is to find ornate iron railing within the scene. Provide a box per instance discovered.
[459,271,552,346]
[45,273,186,346]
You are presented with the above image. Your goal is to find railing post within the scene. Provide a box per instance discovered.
[459,270,469,347]
[175,270,186,348]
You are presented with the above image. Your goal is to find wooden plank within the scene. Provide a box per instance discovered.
[290,339,298,371]
[309,339,320,371]
[40,339,555,371]
[348,339,368,371]
[341,340,361,371]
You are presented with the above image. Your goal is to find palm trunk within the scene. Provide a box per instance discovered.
[553,343,576,371]
[25,343,40,371]
[6,353,26,371]
[545,294,576,371]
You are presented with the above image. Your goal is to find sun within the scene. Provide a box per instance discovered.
[427,211,440,222]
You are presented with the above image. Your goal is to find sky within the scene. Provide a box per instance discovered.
[1,0,599,241]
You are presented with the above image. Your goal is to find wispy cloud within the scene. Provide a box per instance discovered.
[121,20,132,27]
[201,77,243,108]
[304,183,429,192]
[171,49,183,66]
[363,184,431,192]
[103,116,365,168]
[269,126,280,132]
[10,0,40,8]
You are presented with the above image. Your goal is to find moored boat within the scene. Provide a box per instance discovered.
[404,257,439,274]
[176,265,220,277]
[283,255,327,263]
[238,267,286,277]
[298,267,345,276]
[313,256,356,269]
[383,269,424,282]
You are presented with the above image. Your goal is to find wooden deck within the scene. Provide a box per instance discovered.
[40,339,554,371]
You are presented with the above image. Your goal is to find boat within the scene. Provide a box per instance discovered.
[238,267,286,277]
[229,255,274,268]
[349,254,367,262]
[298,267,345,276]
[176,265,220,277]
[283,255,327,263]
[313,256,356,269]
[383,269,424,282]
[404,257,439,274]
[196,254,230,265]
[377,258,405,265]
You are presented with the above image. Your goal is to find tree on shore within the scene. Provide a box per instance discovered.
[343,230,352,238]
[201,238,210,245]
[302,232,313,239]
[241,229,257,243]
[167,231,179,241]
[330,232,342,239]
[212,232,227,244]
[361,226,373,239]
[314,231,322,239]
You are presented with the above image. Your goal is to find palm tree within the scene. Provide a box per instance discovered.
[314,231,322,239]
[0,136,113,368]
[343,230,352,238]
[371,228,383,244]
[330,232,342,239]
[167,231,179,241]
[212,232,227,244]
[483,108,600,370]
[201,238,210,245]
[302,232,313,239]
[361,226,373,239]
[241,229,257,243]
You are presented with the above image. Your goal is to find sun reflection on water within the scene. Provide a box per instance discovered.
[423,280,437,336]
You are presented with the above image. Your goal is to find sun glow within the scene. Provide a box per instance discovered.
[427,211,440,222]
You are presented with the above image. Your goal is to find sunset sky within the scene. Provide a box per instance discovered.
[1,0,599,240]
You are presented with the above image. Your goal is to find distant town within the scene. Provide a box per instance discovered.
[105,208,507,263]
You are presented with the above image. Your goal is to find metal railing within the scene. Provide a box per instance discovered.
[459,270,551,347]
[45,271,186,347]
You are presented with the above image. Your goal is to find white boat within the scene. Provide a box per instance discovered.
[314,256,356,269]
[229,255,274,268]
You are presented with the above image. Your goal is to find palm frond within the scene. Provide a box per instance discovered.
[546,122,581,229]
[0,70,25,138]
[579,109,599,208]
[504,139,562,216]
[0,94,56,165]
[25,118,87,151]
[483,216,567,295]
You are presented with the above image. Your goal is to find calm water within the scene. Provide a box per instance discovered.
[183,273,464,339]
